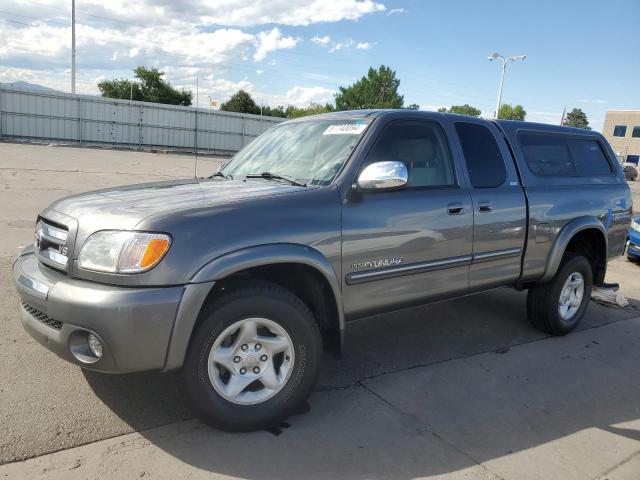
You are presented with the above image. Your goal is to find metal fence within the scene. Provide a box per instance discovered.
[0,87,283,154]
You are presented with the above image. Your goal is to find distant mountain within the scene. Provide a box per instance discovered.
[0,81,63,93]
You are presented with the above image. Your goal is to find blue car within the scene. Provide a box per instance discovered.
[628,216,640,261]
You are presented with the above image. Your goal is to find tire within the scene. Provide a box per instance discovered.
[183,281,322,432]
[527,253,593,335]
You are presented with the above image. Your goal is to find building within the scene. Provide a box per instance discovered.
[602,110,640,165]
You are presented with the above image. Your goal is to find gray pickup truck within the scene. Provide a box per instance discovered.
[13,110,633,431]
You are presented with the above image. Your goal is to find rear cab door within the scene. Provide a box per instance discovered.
[450,117,527,289]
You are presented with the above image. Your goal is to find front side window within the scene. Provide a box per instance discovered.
[455,122,507,188]
[222,118,370,186]
[519,132,612,177]
[632,126,640,138]
[613,125,627,137]
[364,122,455,188]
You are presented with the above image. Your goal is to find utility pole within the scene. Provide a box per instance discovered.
[71,0,76,94]
[488,52,526,119]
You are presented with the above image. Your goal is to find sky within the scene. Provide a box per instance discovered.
[0,0,638,131]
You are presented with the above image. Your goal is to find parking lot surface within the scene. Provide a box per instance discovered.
[1,142,640,479]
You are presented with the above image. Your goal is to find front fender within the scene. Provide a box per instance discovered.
[163,243,344,371]
[540,216,607,282]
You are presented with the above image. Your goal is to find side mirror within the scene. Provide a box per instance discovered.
[356,161,408,191]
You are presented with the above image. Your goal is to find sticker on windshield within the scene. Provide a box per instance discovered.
[323,123,367,135]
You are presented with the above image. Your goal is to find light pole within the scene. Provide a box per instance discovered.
[488,52,526,119]
[71,0,76,94]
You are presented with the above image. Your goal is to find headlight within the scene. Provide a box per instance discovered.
[78,231,171,274]
[632,221,640,233]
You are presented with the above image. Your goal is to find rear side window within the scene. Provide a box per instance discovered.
[455,122,506,188]
[632,127,640,138]
[566,139,612,175]
[519,132,612,177]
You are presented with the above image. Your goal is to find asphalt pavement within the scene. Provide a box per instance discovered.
[1,142,640,479]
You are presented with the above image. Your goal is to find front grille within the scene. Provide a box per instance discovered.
[35,218,69,272]
[22,303,63,330]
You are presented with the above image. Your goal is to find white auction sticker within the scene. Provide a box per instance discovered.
[323,123,367,135]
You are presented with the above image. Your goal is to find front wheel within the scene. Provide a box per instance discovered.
[527,253,593,335]
[183,282,322,431]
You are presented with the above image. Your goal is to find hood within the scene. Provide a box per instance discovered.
[48,178,307,231]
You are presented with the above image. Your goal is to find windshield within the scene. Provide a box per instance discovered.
[221,118,371,186]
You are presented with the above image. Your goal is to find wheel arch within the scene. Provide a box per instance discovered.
[541,217,608,284]
[163,244,344,371]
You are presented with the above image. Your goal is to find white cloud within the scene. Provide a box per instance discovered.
[329,39,354,53]
[0,0,383,111]
[312,37,375,53]
[253,28,298,61]
[193,0,386,27]
[311,35,332,46]
[387,8,406,15]
[284,86,334,106]
[356,42,374,50]
[260,85,335,107]
[2,0,386,28]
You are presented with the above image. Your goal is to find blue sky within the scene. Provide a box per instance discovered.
[1,0,638,130]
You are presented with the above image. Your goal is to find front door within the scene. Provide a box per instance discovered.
[341,119,474,318]
[452,119,527,289]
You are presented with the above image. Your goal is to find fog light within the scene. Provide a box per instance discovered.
[87,333,103,358]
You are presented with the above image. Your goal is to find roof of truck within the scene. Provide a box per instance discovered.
[286,110,604,139]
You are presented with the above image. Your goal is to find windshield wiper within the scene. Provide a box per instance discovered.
[245,172,307,187]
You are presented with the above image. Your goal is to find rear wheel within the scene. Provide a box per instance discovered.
[183,282,322,431]
[527,253,593,335]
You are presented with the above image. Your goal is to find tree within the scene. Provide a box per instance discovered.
[563,108,591,130]
[497,103,526,121]
[220,90,260,115]
[262,105,287,118]
[285,103,335,118]
[406,103,420,110]
[437,104,481,117]
[97,67,192,106]
[334,65,405,110]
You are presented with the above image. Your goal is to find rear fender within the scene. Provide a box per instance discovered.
[540,216,607,283]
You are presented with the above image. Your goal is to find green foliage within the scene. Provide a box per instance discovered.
[262,105,287,118]
[562,108,591,130]
[334,65,405,110]
[285,103,335,118]
[497,103,526,121]
[437,104,481,117]
[220,90,260,114]
[97,67,192,106]
[406,103,420,110]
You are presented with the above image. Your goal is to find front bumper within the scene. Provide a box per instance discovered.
[13,249,185,373]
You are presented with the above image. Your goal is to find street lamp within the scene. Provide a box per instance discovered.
[488,52,526,119]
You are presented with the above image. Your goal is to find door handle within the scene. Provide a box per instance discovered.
[478,201,493,213]
[447,202,465,215]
